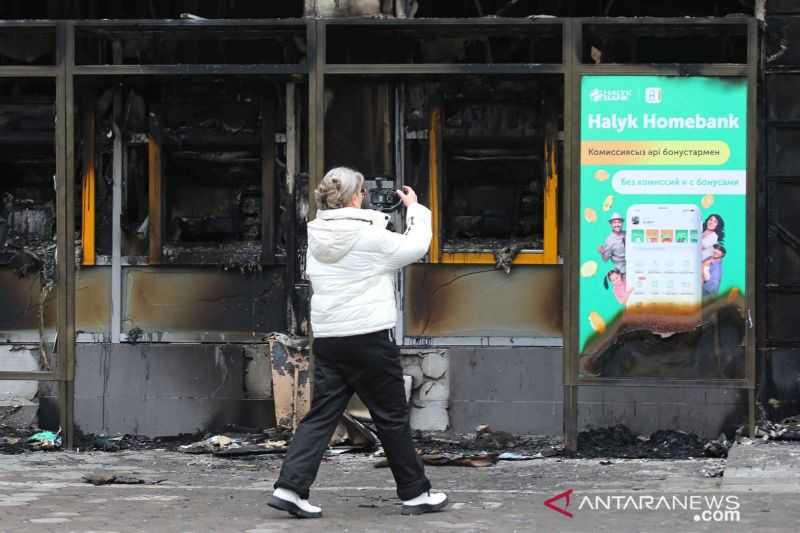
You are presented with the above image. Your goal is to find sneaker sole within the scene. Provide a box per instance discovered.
[401,496,449,515]
[268,496,322,519]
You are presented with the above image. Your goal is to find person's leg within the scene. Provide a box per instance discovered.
[342,331,431,501]
[274,341,353,500]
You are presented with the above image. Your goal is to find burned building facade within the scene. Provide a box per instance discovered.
[0,1,795,447]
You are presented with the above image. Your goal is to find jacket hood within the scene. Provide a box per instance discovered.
[307,207,389,263]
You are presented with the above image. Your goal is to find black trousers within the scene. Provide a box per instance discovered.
[274,329,431,501]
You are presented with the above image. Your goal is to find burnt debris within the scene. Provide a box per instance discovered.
[576,424,722,459]
[0,79,59,363]
[76,75,293,271]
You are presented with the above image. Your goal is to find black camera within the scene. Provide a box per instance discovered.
[364,177,403,213]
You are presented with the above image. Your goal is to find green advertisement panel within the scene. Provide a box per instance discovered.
[578,76,747,380]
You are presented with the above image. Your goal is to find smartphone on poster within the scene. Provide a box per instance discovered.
[625,204,702,309]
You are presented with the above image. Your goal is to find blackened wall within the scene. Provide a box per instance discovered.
[40,344,275,437]
[759,1,800,420]
[449,347,747,438]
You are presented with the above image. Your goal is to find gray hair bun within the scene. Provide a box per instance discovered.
[315,167,364,210]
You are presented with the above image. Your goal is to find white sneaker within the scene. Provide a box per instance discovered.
[268,487,322,518]
[401,490,449,515]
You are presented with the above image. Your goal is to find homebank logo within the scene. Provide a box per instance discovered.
[589,88,632,102]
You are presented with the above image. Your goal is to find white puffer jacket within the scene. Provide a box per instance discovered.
[306,202,432,338]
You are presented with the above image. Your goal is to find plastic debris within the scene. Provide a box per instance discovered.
[27,431,61,450]
[178,433,291,457]
[327,447,363,456]
[213,439,288,457]
[497,452,543,461]
[179,435,238,454]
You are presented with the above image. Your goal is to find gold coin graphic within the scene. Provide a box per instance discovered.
[584,208,598,223]
[588,311,606,334]
[581,261,598,278]
[602,195,614,212]
[594,169,609,181]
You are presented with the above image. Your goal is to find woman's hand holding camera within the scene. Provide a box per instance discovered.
[395,186,418,207]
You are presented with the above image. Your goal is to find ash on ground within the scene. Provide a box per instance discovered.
[576,424,715,459]
[412,425,561,456]
[1,424,293,454]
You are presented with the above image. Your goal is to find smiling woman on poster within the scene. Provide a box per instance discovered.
[701,214,725,261]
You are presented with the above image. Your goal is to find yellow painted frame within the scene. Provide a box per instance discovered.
[80,110,96,266]
[427,108,559,265]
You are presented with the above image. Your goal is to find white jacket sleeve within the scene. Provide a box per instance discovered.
[379,202,433,272]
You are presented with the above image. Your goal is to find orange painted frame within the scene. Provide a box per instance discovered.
[427,107,559,265]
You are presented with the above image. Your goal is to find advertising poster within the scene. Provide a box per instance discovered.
[578,76,747,379]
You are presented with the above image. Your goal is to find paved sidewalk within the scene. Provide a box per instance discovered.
[1,443,799,532]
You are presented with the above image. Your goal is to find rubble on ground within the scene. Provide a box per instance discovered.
[179,433,290,457]
[4,420,756,465]
[703,433,732,458]
[576,424,727,459]
[753,415,800,442]
[1,425,62,453]
[83,472,166,486]
[412,425,561,456]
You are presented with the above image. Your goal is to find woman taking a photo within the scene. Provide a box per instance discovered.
[269,167,448,519]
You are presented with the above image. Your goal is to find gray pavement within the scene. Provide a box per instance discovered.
[1,441,799,532]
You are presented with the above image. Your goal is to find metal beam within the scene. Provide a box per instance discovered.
[575,16,751,25]
[0,67,60,77]
[325,64,564,75]
[0,371,62,381]
[746,17,760,435]
[321,17,565,27]
[562,19,579,452]
[72,65,308,76]
[286,82,298,334]
[72,19,307,28]
[308,20,324,220]
[577,64,749,75]
[286,83,297,197]
[307,20,325,398]
[56,21,77,449]
[111,42,123,343]
[261,97,276,265]
[577,378,753,389]
[0,21,58,27]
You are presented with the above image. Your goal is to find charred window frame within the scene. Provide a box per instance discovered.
[0,23,62,369]
[70,20,310,351]
[426,75,562,265]
[0,21,71,450]
[320,19,565,266]
[72,20,309,270]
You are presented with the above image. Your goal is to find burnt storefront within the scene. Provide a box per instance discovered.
[0,1,793,449]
